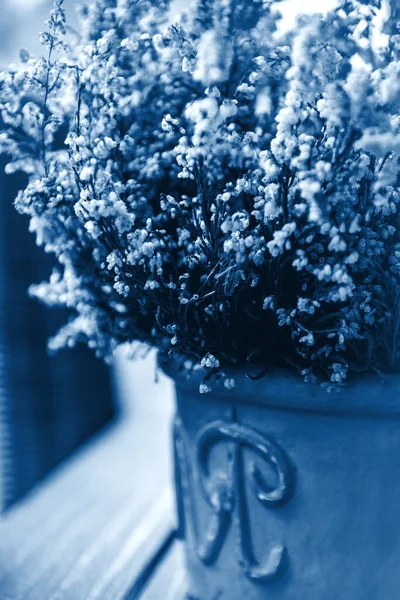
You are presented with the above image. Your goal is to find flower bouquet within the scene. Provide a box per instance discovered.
[2,1,400,597]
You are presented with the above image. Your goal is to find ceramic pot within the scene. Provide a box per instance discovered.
[165,361,400,600]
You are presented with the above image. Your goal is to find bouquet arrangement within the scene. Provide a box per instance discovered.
[1,0,400,391]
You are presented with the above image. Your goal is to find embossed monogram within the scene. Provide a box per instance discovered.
[174,417,294,582]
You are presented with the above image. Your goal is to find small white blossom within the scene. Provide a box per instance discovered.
[200,353,220,369]
[199,383,212,394]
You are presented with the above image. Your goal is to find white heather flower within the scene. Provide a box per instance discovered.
[297,298,319,314]
[201,353,220,369]
[199,383,212,394]
[220,99,238,120]
[142,241,155,257]
[300,332,315,346]
[80,165,94,181]
[267,223,296,257]
[328,235,347,253]
[298,179,321,204]
[255,88,272,116]
[345,251,359,265]
[193,29,233,86]
[263,296,275,310]
[106,251,123,270]
[144,279,160,290]
[224,378,236,389]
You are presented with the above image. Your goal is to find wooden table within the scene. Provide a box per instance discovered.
[0,352,188,600]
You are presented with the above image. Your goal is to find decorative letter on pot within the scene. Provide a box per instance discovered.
[174,418,294,583]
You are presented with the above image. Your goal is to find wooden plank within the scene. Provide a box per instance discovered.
[139,540,187,600]
[0,352,178,600]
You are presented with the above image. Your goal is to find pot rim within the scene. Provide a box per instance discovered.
[160,354,400,418]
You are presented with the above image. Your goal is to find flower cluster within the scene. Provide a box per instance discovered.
[1,0,400,391]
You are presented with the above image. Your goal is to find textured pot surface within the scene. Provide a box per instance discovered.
[167,363,400,600]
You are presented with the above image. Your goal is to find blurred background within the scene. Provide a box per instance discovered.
[0,0,113,510]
